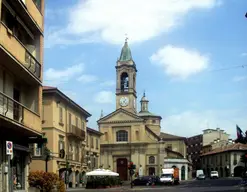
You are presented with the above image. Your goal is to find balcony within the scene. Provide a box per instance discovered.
[67,125,86,140]
[0,91,41,137]
[8,0,44,33]
[0,23,41,83]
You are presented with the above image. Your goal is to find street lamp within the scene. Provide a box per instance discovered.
[245,12,247,18]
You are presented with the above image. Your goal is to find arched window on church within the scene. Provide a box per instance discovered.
[116,130,128,142]
[149,156,155,164]
[120,72,129,92]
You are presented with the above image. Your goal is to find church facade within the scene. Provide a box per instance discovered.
[98,40,189,181]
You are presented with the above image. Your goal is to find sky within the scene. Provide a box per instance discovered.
[44,0,247,138]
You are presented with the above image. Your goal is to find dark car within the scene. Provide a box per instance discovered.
[132,176,152,186]
[132,176,161,186]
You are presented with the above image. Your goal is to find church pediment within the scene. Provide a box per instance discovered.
[98,108,144,124]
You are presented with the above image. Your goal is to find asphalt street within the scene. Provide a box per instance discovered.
[67,177,245,192]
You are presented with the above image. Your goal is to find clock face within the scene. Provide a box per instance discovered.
[120,97,129,107]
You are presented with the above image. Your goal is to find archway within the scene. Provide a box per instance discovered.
[225,167,229,177]
[220,167,223,177]
[117,158,128,181]
[75,170,80,187]
[148,167,155,176]
[181,166,185,180]
[234,166,244,177]
[120,72,129,92]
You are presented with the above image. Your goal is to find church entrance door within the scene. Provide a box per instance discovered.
[117,158,128,181]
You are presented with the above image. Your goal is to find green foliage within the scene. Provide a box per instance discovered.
[86,176,122,189]
[28,171,65,192]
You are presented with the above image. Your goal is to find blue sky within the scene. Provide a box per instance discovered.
[44,0,247,138]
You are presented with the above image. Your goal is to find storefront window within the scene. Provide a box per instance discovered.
[12,150,25,190]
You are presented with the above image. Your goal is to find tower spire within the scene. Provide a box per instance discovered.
[140,90,149,112]
[119,37,133,62]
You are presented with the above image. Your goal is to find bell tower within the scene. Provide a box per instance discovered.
[116,39,137,113]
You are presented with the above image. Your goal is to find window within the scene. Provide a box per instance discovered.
[96,139,99,149]
[1,5,15,31]
[136,131,139,141]
[233,153,237,165]
[42,105,45,121]
[34,143,41,156]
[33,0,42,11]
[59,107,63,123]
[58,136,65,153]
[116,130,128,142]
[70,143,73,151]
[75,117,78,127]
[104,132,108,140]
[225,153,228,162]
[152,120,156,124]
[149,156,155,164]
[167,144,172,150]
[81,121,85,130]
[91,137,94,148]
[68,113,72,130]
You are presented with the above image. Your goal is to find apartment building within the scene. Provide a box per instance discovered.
[186,134,203,173]
[0,0,44,191]
[201,143,247,177]
[84,127,103,171]
[30,86,92,188]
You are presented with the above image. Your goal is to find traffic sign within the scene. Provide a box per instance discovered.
[6,141,13,155]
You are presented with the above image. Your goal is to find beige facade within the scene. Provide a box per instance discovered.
[99,40,189,181]
[30,86,91,188]
[203,128,229,146]
[0,0,44,191]
[85,128,103,171]
[201,143,247,177]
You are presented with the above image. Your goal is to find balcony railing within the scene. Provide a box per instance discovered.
[67,125,86,140]
[0,23,41,80]
[0,91,41,132]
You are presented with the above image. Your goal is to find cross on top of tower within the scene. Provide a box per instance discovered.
[125,34,128,43]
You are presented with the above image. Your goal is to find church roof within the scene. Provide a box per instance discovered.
[97,108,144,123]
[159,132,185,141]
[119,40,133,62]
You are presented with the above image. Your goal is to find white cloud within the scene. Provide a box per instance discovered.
[77,74,98,83]
[46,0,220,47]
[162,109,247,138]
[100,80,116,87]
[150,45,209,79]
[94,91,114,104]
[44,63,84,85]
[233,76,247,82]
[241,53,247,57]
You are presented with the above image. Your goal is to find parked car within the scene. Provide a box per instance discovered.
[131,176,152,186]
[132,176,160,186]
[197,174,206,180]
[210,171,219,179]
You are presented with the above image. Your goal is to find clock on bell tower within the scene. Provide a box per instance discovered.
[116,38,137,113]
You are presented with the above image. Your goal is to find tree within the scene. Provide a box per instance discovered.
[240,154,247,178]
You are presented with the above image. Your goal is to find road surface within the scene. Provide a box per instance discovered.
[67,177,245,192]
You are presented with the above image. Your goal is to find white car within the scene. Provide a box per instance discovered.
[210,171,219,179]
